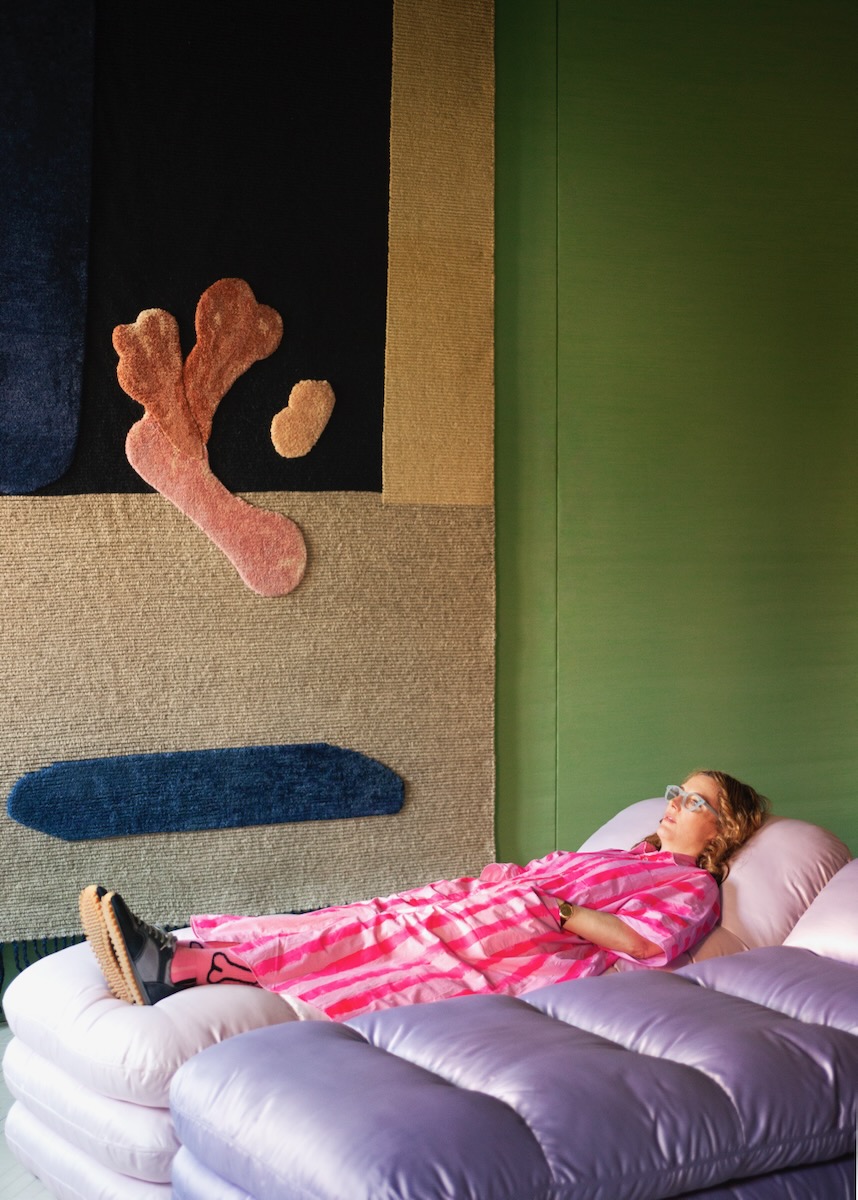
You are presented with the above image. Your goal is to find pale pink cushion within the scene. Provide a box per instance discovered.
[578,798,851,957]
[5,1101,169,1199]
[783,857,858,965]
[2,1037,176,1183]
[576,798,665,856]
[716,814,851,949]
[2,939,297,1106]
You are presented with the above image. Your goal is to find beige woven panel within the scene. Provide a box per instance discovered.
[0,493,494,939]
[383,0,495,506]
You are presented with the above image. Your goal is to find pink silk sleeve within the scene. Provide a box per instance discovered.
[610,872,720,966]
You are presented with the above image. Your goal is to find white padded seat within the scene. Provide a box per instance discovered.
[2,938,297,1197]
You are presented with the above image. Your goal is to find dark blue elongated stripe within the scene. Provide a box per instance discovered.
[7,743,404,840]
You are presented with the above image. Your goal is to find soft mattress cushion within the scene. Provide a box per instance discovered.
[2,939,296,1106]
[170,949,858,1200]
[2,1036,177,1183]
[680,945,858,1035]
[5,1101,169,1199]
[172,1148,255,1199]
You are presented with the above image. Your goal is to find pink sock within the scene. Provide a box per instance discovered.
[171,943,259,988]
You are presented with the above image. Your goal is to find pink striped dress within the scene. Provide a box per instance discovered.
[191,843,719,1021]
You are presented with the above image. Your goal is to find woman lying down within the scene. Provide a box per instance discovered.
[80,769,767,1022]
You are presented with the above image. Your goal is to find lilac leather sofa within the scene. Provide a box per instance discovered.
[169,854,858,1199]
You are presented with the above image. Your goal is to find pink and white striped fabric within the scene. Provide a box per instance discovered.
[191,844,719,1021]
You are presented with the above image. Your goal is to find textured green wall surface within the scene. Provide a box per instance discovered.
[495,0,559,859]
[496,0,858,862]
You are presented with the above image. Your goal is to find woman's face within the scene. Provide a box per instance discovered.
[657,773,722,859]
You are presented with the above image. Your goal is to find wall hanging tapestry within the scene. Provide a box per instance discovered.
[0,0,494,939]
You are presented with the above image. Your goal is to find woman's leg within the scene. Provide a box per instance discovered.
[171,943,258,988]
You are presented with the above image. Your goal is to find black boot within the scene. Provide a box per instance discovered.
[103,891,193,1005]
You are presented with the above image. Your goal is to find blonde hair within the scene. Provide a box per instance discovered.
[645,770,769,882]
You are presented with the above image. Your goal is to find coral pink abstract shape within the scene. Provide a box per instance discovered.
[127,416,307,597]
[184,278,284,444]
[113,309,205,458]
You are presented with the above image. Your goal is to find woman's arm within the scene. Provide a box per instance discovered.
[559,902,661,960]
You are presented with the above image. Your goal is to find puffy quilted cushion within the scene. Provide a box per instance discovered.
[784,857,858,966]
[170,952,858,1200]
[2,1037,177,1182]
[2,939,297,1106]
[4,1102,169,1199]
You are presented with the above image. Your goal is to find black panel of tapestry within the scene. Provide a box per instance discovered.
[35,0,392,496]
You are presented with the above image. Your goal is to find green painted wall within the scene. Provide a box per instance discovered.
[496,0,858,863]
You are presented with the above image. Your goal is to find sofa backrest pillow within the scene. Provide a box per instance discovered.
[783,856,858,966]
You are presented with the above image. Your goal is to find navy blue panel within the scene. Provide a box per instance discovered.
[7,743,404,841]
[0,2,93,493]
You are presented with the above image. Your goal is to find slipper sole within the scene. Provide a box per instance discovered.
[78,886,134,1005]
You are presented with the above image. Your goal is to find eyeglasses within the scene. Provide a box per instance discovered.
[664,785,720,820]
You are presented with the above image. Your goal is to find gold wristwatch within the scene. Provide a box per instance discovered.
[558,901,575,924]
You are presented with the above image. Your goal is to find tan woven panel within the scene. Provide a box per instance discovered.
[0,493,494,939]
[383,0,495,505]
